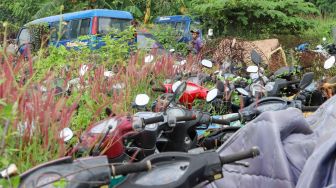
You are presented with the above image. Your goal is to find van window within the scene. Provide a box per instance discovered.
[68,20,80,39]
[79,19,90,36]
[98,18,131,34]
[50,19,90,41]
[18,28,31,46]
[50,21,70,42]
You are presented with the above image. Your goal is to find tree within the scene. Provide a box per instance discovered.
[191,0,319,37]
[306,0,336,17]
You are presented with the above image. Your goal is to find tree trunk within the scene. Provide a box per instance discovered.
[144,0,151,24]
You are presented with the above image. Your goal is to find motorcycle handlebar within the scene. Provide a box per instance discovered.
[111,161,152,176]
[220,146,260,165]
[301,105,319,112]
[211,113,241,125]
[211,117,230,125]
[142,115,165,125]
[176,115,197,122]
[152,87,166,92]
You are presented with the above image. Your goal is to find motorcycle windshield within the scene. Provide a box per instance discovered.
[207,95,336,188]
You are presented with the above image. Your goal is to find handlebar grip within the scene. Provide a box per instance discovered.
[301,105,319,112]
[211,113,240,125]
[220,146,260,165]
[211,118,230,125]
[176,115,197,122]
[142,115,165,125]
[152,87,166,92]
[111,161,151,176]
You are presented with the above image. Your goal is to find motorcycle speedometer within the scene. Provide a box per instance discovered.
[256,102,286,113]
[166,108,185,117]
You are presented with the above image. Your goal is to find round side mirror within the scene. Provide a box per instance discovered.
[323,37,327,41]
[251,50,262,65]
[169,49,175,53]
[60,127,74,142]
[265,82,275,92]
[104,71,114,78]
[135,94,150,106]
[201,59,213,68]
[236,88,249,96]
[247,65,258,73]
[112,83,125,89]
[324,56,335,69]
[172,81,182,92]
[206,88,219,102]
[145,55,154,63]
[208,29,214,37]
[79,64,88,76]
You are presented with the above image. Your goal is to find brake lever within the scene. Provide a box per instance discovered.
[231,161,249,167]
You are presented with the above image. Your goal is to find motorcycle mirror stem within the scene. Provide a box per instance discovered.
[92,125,113,156]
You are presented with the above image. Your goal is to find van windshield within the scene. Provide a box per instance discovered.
[18,28,31,46]
[98,18,131,35]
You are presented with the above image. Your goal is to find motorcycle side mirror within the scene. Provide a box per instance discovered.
[135,94,150,106]
[251,50,262,65]
[208,29,214,37]
[79,64,88,76]
[104,71,114,78]
[236,88,249,96]
[0,164,18,178]
[201,59,213,68]
[175,60,187,66]
[59,127,74,142]
[206,88,219,102]
[323,37,327,41]
[172,81,182,93]
[324,56,335,69]
[247,65,259,73]
[216,80,225,92]
[299,72,314,90]
[169,49,175,53]
[173,81,187,103]
[145,54,154,63]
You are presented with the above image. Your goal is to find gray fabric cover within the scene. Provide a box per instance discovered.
[206,96,336,188]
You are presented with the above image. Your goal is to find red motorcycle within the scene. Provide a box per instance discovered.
[68,113,161,162]
[153,80,208,109]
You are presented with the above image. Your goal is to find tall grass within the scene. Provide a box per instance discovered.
[0,41,194,177]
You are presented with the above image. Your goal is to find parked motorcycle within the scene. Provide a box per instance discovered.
[17,147,260,188]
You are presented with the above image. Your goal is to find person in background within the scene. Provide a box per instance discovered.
[189,29,203,54]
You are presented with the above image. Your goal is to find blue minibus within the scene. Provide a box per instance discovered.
[16,9,134,54]
[154,15,201,43]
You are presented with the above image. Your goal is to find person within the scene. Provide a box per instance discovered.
[189,29,203,54]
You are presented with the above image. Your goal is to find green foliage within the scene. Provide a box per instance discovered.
[191,0,320,37]
[306,0,336,17]
[150,25,189,56]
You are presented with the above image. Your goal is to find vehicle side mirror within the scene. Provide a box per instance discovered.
[59,127,74,142]
[173,81,187,103]
[247,65,258,73]
[206,88,219,102]
[201,59,213,68]
[324,56,335,69]
[79,65,88,76]
[268,79,287,96]
[145,55,154,63]
[236,88,249,96]
[299,72,314,90]
[251,50,262,65]
[134,94,150,106]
